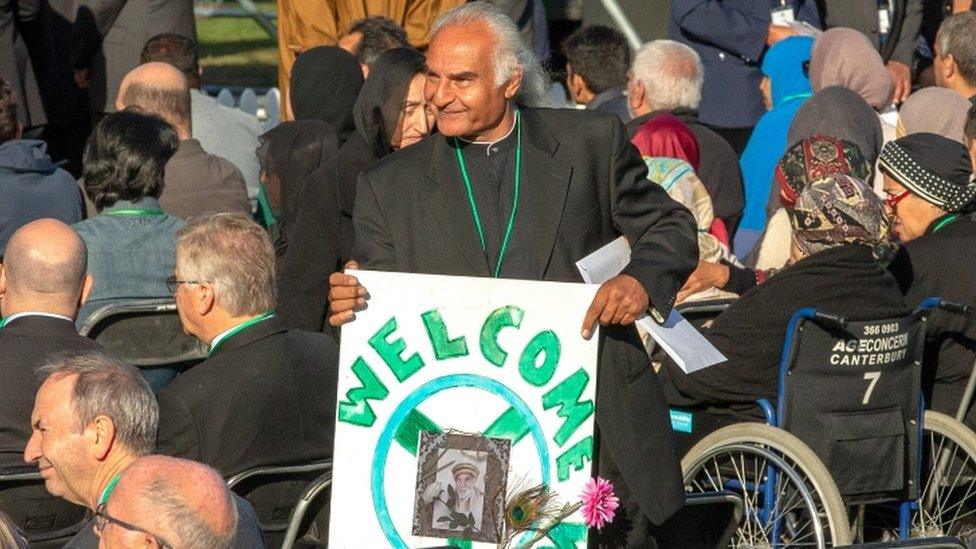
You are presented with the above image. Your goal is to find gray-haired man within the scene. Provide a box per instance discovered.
[24,351,264,548]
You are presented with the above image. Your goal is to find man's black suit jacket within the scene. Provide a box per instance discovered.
[0,315,103,468]
[353,107,698,524]
[155,318,339,477]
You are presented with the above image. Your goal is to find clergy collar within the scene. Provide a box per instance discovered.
[454,113,518,157]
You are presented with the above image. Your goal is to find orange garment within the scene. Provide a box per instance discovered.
[276,0,465,118]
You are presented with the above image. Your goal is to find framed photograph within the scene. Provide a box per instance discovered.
[412,432,510,542]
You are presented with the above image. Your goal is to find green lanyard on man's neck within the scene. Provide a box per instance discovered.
[208,312,275,357]
[451,109,522,278]
[98,472,123,506]
[103,209,165,217]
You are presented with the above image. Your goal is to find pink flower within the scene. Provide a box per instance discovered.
[580,476,619,530]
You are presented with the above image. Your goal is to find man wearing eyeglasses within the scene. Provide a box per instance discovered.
[95,455,236,549]
[24,351,264,548]
[157,213,338,480]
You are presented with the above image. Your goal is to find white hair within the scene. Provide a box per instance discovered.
[431,2,549,107]
[631,40,704,110]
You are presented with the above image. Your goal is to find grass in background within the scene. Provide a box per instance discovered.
[196,1,278,89]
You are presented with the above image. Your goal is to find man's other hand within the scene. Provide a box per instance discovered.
[766,24,797,47]
[887,61,911,104]
[328,260,367,327]
[677,260,730,304]
[581,274,649,340]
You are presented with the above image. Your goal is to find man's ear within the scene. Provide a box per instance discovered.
[0,263,6,300]
[628,79,646,112]
[196,282,217,317]
[503,67,523,101]
[89,415,116,461]
[945,53,958,81]
[79,274,94,307]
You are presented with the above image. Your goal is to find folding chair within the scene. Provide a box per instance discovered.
[78,299,207,390]
[0,468,88,548]
[227,461,331,548]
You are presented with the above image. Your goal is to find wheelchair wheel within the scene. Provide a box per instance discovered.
[913,410,976,540]
[682,423,851,547]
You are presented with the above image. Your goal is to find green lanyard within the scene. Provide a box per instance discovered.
[0,317,7,329]
[104,209,165,217]
[208,312,275,357]
[932,214,960,234]
[99,472,123,506]
[451,110,522,278]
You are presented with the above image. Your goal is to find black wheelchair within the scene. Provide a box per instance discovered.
[671,298,976,547]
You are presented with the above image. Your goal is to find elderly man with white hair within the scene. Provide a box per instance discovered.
[328,3,699,544]
[627,39,745,234]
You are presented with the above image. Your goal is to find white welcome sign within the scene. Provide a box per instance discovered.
[328,270,600,548]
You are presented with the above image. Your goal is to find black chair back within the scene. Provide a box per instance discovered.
[78,299,206,367]
[0,469,88,548]
[226,462,331,548]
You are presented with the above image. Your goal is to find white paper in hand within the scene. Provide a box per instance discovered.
[575,237,726,373]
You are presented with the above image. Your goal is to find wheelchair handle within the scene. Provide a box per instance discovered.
[939,300,973,316]
[918,297,973,315]
[812,311,848,328]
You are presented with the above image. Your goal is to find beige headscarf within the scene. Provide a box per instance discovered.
[809,28,894,111]
[896,87,972,144]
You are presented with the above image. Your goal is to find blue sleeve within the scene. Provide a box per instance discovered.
[671,0,770,62]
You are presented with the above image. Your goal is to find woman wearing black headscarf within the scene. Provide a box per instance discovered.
[336,47,432,263]
[257,120,341,332]
[277,48,432,334]
[289,46,364,144]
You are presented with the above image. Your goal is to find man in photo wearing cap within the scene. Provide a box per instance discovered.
[881,132,976,427]
[431,461,484,531]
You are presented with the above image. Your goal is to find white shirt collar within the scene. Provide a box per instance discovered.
[209,324,239,352]
[455,111,518,148]
[3,311,74,324]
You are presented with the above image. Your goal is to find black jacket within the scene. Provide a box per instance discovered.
[817,0,923,65]
[628,108,745,234]
[661,245,909,406]
[0,315,102,468]
[155,318,339,477]
[889,216,976,425]
[353,107,698,525]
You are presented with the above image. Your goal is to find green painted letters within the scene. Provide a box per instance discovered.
[555,436,593,482]
[369,317,424,382]
[336,357,390,427]
[518,330,561,386]
[542,368,594,447]
[479,305,524,367]
[421,309,469,360]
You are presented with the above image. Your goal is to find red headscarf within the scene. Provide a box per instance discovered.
[630,113,700,171]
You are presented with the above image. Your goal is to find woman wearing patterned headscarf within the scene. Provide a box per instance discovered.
[660,174,908,443]
[881,133,976,426]
[678,135,871,301]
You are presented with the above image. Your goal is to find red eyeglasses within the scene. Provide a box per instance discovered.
[884,190,911,210]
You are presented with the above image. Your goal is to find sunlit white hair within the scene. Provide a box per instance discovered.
[431,2,549,107]
[631,40,704,110]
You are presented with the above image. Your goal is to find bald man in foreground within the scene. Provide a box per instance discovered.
[0,219,103,469]
[113,63,250,220]
[96,456,237,548]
